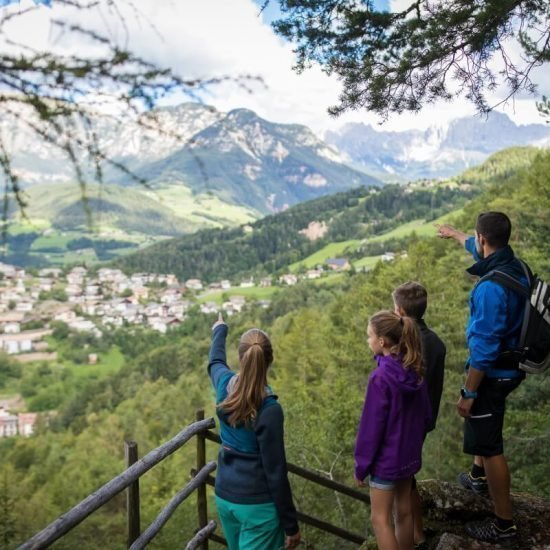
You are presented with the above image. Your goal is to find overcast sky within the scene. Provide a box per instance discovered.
[2,0,549,137]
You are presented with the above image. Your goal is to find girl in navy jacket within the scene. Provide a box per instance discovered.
[208,313,300,550]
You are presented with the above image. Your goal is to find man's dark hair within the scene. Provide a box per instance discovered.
[476,212,512,249]
[392,281,428,320]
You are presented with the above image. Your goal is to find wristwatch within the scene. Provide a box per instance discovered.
[460,386,478,399]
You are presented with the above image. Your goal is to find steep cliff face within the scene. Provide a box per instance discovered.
[419,480,550,549]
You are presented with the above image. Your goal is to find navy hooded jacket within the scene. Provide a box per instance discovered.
[207,324,299,536]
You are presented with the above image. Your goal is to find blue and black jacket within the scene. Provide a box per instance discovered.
[465,237,528,379]
[208,324,299,536]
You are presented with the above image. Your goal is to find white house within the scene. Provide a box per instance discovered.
[38,278,53,292]
[280,274,298,286]
[0,335,32,354]
[85,284,101,296]
[18,413,38,437]
[200,302,219,315]
[4,322,21,334]
[39,268,62,278]
[15,301,34,313]
[0,407,18,437]
[0,264,17,279]
[306,269,322,280]
[54,308,77,323]
[68,318,98,334]
[65,284,82,297]
[185,279,203,291]
[260,277,272,288]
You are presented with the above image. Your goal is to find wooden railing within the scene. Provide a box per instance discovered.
[19,417,216,550]
[19,410,370,549]
[194,409,370,548]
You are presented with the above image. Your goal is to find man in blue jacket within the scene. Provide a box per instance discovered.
[437,212,527,544]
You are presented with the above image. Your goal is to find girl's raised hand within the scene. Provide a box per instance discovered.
[212,311,226,330]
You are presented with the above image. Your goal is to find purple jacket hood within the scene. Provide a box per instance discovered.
[354,354,432,481]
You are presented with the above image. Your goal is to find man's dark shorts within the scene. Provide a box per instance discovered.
[463,376,523,457]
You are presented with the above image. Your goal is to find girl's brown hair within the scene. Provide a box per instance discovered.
[369,310,423,377]
[218,328,273,427]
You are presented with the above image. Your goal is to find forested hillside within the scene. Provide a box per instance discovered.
[1,149,548,549]
[114,147,538,282]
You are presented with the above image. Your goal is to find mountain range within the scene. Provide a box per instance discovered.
[325,111,550,180]
[2,102,380,215]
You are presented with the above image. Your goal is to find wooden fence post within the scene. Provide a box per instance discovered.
[125,440,140,548]
[196,410,208,550]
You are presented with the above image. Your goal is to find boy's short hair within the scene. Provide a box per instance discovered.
[475,211,511,249]
[392,282,428,320]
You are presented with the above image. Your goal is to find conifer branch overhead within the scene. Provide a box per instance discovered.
[273,0,550,119]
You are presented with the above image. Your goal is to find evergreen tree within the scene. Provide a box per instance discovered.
[273,0,550,118]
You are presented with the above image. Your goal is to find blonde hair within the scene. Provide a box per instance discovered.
[218,328,273,427]
[369,310,423,377]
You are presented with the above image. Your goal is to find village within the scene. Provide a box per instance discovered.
[0,255,396,439]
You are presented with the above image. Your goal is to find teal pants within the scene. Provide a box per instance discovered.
[215,495,285,550]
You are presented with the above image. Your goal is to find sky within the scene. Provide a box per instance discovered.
[1,0,549,138]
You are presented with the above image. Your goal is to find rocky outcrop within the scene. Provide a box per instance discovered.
[418,480,550,549]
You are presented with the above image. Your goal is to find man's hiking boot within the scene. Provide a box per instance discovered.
[465,518,518,543]
[458,471,489,495]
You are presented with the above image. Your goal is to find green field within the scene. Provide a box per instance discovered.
[6,182,262,268]
[292,208,465,271]
[289,239,360,271]
[352,255,382,270]
[144,185,259,228]
[65,345,125,377]
[367,209,464,243]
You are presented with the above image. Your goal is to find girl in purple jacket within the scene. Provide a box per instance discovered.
[355,311,431,550]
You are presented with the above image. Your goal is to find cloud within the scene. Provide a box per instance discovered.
[1,0,548,138]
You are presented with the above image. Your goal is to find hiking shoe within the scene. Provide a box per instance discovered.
[465,518,518,543]
[458,471,489,495]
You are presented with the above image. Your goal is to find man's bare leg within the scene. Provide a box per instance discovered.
[483,454,513,519]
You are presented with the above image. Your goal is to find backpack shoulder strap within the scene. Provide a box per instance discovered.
[479,270,530,298]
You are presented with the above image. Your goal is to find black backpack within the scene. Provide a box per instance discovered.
[479,261,550,374]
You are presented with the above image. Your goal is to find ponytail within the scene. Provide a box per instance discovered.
[399,316,423,377]
[369,311,423,377]
[218,328,273,427]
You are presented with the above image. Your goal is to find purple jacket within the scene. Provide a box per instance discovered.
[355,354,432,481]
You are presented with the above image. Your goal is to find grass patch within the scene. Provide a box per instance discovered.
[311,272,348,286]
[353,255,382,270]
[143,185,260,228]
[290,208,465,273]
[66,345,125,378]
[289,240,360,271]
[31,232,78,251]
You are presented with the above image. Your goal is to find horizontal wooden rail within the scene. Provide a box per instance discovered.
[186,520,217,550]
[195,472,365,546]
[203,430,370,504]
[130,461,217,550]
[296,511,365,545]
[20,417,216,550]
[288,463,370,504]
